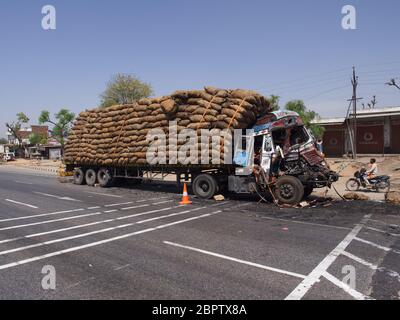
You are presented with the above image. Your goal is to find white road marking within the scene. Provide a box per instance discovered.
[341,251,379,270]
[164,241,306,279]
[87,206,101,210]
[341,251,400,281]
[13,181,33,185]
[104,209,118,213]
[0,210,221,271]
[322,272,373,300]
[0,211,105,231]
[367,218,399,229]
[113,264,131,271]
[104,202,133,207]
[0,205,184,245]
[5,199,38,209]
[260,216,352,231]
[85,192,123,198]
[0,208,85,223]
[149,200,173,205]
[285,214,372,300]
[365,227,400,237]
[121,204,150,211]
[34,192,82,202]
[354,237,400,255]
[136,196,169,203]
[0,207,204,256]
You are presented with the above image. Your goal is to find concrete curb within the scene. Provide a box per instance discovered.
[9,165,60,175]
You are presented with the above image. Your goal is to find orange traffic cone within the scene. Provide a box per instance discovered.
[179,182,192,205]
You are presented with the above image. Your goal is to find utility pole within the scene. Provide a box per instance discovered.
[346,67,362,159]
[352,67,358,159]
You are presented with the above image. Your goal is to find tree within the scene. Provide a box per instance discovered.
[386,78,400,90]
[100,73,154,108]
[5,112,30,145]
[39,109,75,152]
[29,133,48,146]
[285,100,325,139]
[269,95,281,111]
[0,138,8,145]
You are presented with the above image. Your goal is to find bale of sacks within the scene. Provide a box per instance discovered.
[64,87,271,166]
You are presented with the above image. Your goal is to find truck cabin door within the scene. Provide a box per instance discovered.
[260,134,274,174]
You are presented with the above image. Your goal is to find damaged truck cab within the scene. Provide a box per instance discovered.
[230,110,339,205]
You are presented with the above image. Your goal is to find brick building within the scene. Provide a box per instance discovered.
[315,107,400,156]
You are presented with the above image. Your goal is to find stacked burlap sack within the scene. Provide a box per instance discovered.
[64,87,271,166]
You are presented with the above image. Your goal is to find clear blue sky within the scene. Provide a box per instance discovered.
[1,0,400,138]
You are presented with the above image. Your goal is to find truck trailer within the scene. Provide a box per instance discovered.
[65,106,338,206]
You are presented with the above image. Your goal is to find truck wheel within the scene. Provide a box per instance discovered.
[85,169,97,187]
[73,168,86,185]
[274,176,304,205]
[97,168,114,188]
[304,185,314,199]
[193,174,218,200]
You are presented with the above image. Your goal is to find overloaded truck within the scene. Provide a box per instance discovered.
[64,87,338,205]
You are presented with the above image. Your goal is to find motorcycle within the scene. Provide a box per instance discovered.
[346,168,391,193]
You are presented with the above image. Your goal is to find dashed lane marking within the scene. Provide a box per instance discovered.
[85,192,123,198]
[0,202,229,246]
[0,206,209,256]
[33,192,82,202]
[0,208,85,223]
[5,199,39,209]
[0,198,174,223]
[164,241,307,280]
[13,181,33,185]
[0,210,222,271]
[0,205,183,245]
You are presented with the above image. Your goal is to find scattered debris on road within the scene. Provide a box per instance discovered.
[343,192,370,201]
[385,191,400,205]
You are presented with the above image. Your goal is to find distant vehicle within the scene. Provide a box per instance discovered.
[346,168,391,193]
[3,152,16,162]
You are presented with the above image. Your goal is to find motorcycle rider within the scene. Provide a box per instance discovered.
[364,158,378,185]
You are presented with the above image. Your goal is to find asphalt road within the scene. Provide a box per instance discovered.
[0,165,399,300]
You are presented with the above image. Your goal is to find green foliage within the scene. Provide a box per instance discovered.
[285,100,325,139]
[29,133,48,146]
[39,109,75,149]
[269,95,280,111]
[5,112,30,145]
[0,138,8,145]
[100,73,154,108]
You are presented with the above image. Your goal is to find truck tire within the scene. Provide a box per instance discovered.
[304,185,314,199]
[193,174,218,200]
[97,168,114,188]
[73,168,86,185]
[274,176,304,205]
[85,169,97,187]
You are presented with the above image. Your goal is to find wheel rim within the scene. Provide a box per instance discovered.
[280,183,295,200]
[347,180,359,191]
[200,182,210,193]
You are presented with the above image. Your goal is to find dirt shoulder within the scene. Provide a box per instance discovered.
[321,156,400,202]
